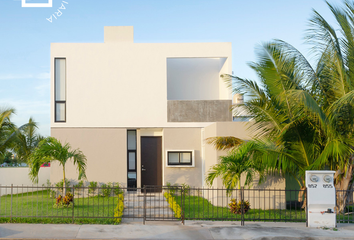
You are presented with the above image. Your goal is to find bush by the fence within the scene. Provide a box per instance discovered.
[114,193,124,224]
[88,181,98,195]
[53,193,74,208]
[101,183,112,197]
[229,199,250,214]
[164,192,181,218]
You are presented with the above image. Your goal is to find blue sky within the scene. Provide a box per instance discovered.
[0,0,335,136]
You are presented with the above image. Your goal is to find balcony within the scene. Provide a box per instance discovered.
[167,100,232,122]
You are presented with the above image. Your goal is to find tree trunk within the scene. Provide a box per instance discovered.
[297,178,306,209]
[298,186,307,209]
[237,179,242,202]
[63,165,66,196]
[335,161,354,213]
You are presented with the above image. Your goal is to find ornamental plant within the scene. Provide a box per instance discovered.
[53,192,74,208]
[114,193,124,224]
[88,181,98,195]
[29,137,87,196]
[113,182,124,196]
[229,199,250,214]
[164,192,182,218]
[101,183,112,197]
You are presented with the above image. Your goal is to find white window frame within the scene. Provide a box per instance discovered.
[166,150,195,168]
[22,0,53,7]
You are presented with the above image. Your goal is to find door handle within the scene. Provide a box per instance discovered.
[142,168,146,171]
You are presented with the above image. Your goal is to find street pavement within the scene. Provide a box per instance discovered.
[1,220,354,239]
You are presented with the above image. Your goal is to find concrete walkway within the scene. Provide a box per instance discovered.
[1,221,354,239]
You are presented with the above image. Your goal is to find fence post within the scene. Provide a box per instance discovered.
[10,184,14,221]
[181,186,185,225]
[72,187,75,224]
[143,186,146,225]
[241,187,244,226]
[300,187,309,227]
[335,187,337,227]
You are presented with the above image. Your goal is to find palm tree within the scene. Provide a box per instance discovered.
[206,0,354,212]
[28,137,87,195]
[224,41,325,185]
[206,141,266,200]
[0,108,17,155]
[223,39,354,205]
[13,117,44,164]
[303,0,354,211]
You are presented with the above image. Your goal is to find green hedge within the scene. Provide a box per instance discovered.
[164,192,181,218]
[114,193,124,224]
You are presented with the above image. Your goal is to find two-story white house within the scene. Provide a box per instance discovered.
[50,26,256,189]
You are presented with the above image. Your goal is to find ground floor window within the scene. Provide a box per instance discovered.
[167,151,193,166]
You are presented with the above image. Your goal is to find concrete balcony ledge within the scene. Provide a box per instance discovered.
[167,100,232,122]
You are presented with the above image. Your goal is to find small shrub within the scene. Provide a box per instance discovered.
[73,180,84,188]
[73,180,85,196]
[43,180,56,198]
[88,181,98,195]
[50,190,56,199]
[113,182,124,195]
[166,182,178,195]
[101,183,112,197]
[55,179,71,193]
[114,193,124,224]
[181,183,190,196]
[229,199,250,214]
[164,192,182,218]
[45,180,51,190]
[53,193,74,208]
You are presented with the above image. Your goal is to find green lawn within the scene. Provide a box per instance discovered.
[0,190,121,224]
[173,195,306,222]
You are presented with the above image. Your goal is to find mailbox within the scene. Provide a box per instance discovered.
[306,170,336,228]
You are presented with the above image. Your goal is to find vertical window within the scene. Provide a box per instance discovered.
[127,130,137,189]
[55,58,66,122]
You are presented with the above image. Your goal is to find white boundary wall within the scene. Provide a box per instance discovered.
[0,167,50,196]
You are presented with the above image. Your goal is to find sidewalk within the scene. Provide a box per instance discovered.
[1,220,354,239]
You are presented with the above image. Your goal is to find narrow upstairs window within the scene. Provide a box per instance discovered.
[55,58,66,122]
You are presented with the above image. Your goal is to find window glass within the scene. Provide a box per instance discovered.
[127,131,136,150]
[128,152,136,170]
[168,152,179,164]
[128,172,137,179]
[168,151,193,165]
[181,153,191,163]
[55,103,65,122]
[55,59,66,101]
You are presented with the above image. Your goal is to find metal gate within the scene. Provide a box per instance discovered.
[123,186,184,224]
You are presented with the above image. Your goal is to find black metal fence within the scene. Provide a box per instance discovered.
[0,184,125,224]
[336,189,354,224]
[175,187,307,225]
[0,184,352,225]
[0,184,183,224]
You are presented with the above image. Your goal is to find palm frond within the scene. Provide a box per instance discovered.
[28,137,87,183]
[206,136,243,151]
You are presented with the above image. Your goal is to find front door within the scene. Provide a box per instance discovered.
[141,136,162,188]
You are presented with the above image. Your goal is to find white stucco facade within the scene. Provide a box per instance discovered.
[51,26,232,129]
[49,26,284,195]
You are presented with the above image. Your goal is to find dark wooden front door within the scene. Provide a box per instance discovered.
[141,137,162,188]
